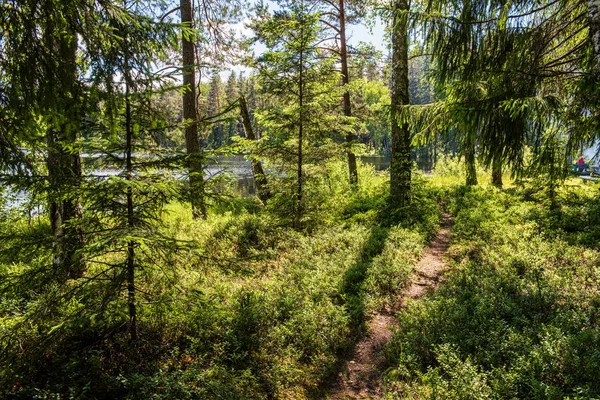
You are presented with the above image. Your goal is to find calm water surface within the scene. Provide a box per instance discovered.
[3,154,392,208]
[208,154,391,195]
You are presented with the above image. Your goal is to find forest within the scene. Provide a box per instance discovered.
[1,0,600,398]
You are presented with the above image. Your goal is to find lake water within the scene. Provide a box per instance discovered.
[2,154,392,208]
[204,154,390,176]
[205,154,391,195]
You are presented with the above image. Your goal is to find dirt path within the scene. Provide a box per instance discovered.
[326,213,453,399]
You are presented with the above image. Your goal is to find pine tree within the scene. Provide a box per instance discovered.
[239,95,271,201]
[315,0,370,186]
[337,0,358,186]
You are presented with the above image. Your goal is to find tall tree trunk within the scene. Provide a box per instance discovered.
[465,136,477,186]
[491,155,503,187]
[296,45,304,228]
[339,0,358,186]
[240,95,271,201]
[390,0,411,207]
[45,14,85,280]
[181,0,207,219]
[589,0,600,70]
[124,52,137,342]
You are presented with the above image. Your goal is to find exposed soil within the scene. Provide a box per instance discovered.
[326,213,453,399]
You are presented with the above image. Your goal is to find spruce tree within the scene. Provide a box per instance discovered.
[0,0,88,279]
[251,0,352,225]
[208,73,225,146]
[82,2,181,342]
[410,0,597,183]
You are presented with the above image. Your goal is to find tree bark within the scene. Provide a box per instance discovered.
[297,42,304,228]
[239,95,271,201]
[390,0,411,207]
[491,154,503,187]
[181,0,207,219]
[465,136,477,186]
[124,51,137,342]
[339,0,358,186]
[433,132,438,168]
[45,11,85,280]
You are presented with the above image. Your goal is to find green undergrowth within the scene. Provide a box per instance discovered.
[384,180,600,399]
[0,162,440,399]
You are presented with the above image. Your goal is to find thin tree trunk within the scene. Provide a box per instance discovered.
[240,95,271,201]
[124,47,137,342]
[339,0,358,186]
[45,11,85,280]
[297,44,304,227]
[181,0,207,219]
[428,144,433,171]
[465,136,477,186]
[433,132,438,168]
[390,0,411,207]
[491,155,503,187]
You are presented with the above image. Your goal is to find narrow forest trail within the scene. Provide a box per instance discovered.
[326,213,454,399]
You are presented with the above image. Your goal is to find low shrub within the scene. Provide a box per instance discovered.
[1,162,441,399]
[384,183,600,399]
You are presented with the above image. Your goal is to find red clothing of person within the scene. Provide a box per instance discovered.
[578,157,585,165]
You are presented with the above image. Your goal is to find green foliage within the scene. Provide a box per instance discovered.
[366,227,423,306]
[384,182,600,399]
[249,2,355,224]
[353,79,392,154]
[0,166,440,398]
[405,0,597,181]
[5,0,600,397]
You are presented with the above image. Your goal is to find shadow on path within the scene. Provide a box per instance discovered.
[325,212,454,399]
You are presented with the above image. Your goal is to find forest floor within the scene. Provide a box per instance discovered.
[326,213,454,399]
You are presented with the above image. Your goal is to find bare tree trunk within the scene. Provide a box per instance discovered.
[491,155,503,187]
[433,132,438,168]
[181,0,207,219]
[390,0,411,207]
[339,0,358,186]
[47,141,84,279]
[465,136,477,186]
[123,43,138,342]
[296,44,304,228]
[45,13,85,280]
[239,95,271,201]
